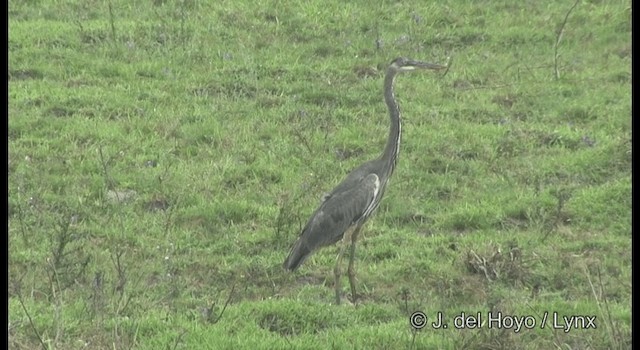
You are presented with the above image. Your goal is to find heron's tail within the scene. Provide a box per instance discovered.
[283,238,312,271]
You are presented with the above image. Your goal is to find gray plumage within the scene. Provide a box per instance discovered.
[283,171,381,270]
[283,57,447,303]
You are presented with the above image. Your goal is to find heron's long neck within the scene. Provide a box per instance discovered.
[380,69,401,177]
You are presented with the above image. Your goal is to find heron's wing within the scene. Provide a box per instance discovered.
[301,173,381,249]
[283,173,381,270]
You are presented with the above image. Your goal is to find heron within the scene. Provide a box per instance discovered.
[283,57,448,305]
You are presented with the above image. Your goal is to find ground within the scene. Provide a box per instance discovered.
[9,1,631,348]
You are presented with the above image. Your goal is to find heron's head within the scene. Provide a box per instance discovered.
[389,57,448,73]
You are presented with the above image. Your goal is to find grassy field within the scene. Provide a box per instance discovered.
[9,0,631,349]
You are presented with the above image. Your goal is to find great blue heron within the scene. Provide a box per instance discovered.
[283,57,448,304]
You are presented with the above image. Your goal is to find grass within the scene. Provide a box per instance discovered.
[9,0,631,349]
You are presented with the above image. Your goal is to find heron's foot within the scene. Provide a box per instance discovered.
[334,293,356,306]
[347,292,359,306]
[344,298,356,306]
[347,283,359,305]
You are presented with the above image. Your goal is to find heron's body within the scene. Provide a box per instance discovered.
[283,159,387,271]
[283,57,447,304]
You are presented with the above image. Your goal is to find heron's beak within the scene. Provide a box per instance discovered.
[411,60,448,70]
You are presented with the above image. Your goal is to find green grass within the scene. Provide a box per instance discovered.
[9,0,631,349]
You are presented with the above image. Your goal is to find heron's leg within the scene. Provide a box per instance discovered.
[334,229,351,305]
[333,244,345,305]
[347,225,363,303]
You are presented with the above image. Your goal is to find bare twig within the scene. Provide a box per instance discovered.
[409,328,418,350]
[108,0,117,44]
[588,265,624,349]
[109,248,131,349]
[17,293,48,350]
[292,128,314,155]
[14,197,29,246]
[554,0,580,80]
[127,322,140,350]
[179,0,187,45]
[45,258,63,347]
[211,282,237,324]
[170,329,188,350]
[110,249,127,296]
[163,200,177,237]
[97,146,115,191]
